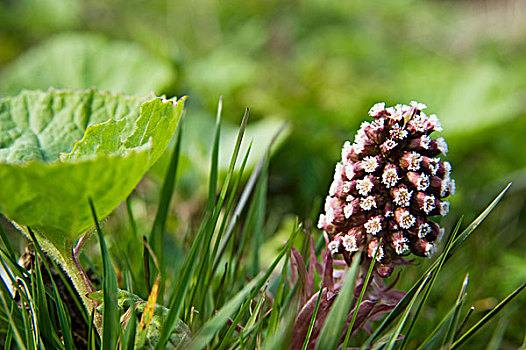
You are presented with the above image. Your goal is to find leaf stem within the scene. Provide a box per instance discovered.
[13,224,97,319]
[73,231,96,293]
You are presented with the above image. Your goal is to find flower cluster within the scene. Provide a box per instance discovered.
[318,102,454,276]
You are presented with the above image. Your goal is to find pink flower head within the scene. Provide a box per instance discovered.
[319,102,453,275]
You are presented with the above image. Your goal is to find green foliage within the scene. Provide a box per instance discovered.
[315,254,360,350]
[90,200,120,349]
[1,33,175,96]
[0,88,184,245]
[0,105,523,349]
[1,0,526,347]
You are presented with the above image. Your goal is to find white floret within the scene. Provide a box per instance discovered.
[368,102,386,117]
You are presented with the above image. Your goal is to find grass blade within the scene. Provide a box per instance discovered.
[87,309,100,350]
[212,121,288,272]
[149,115,183,291]
[217,223,301,350]
[267,247,291,335]
[207,144,251,294]
[397,220,462,349]
[122,308,137,350]
[454,306,475,341]
[0,272,12,346]
[315,251,362,350]
[89,199,120,350]
[416,274,469,350]
[416,302,461,349]
[14,277,37,349]
[384,271,432,350]
[0,222,15,261]
[188,109,251,321]
[27,227,74,350]
[519,331,526,350]
[31,248,63,348]
[342,242,380,349]
[187,274,263,350]
[155,216,209,349]
[302,286,323,350]
[0,281,26,349]
[125,197,139,240]
[250,153,268,276]
[245,284,267,330]
[207,140,253,283]
[442,273,470,347]
[206,97,222,214]
[451,282,526,349]
[262,297,299,350]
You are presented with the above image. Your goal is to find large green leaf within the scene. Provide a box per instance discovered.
[0,88,184,251]
[0,33,176,96]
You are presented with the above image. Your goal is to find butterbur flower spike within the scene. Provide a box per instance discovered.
[318,101,454,277]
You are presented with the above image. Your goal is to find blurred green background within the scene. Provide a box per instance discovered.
[1,0,525,347]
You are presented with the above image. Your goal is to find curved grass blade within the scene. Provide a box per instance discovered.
[416,301,461,349]
[451,281,526,349]
[0,262,16,349]
[267,248,292,336]
[245,284,267,330]
[187,109,250,321]
[0,247,29,284]
[0,281,26,349]
[0,258,32,349]
[122,308,137,350]
[27,227,74,350]
[0,222,15,261]
[14,277,38,349]
[149,115,183,292]
[89,199,120,350]
[315,251,361,350]
[217,224,301,350]
[416,274,469,350]
[396,220,462,349]
[211,121,288,272]
[87,309,100,350]
[301,286,323,350]
[442,273,470,347]
[187,274,263,350]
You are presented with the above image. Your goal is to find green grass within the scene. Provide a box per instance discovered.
[1,0,526,346]
[0,122,526,350]
[0,103,524,349]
